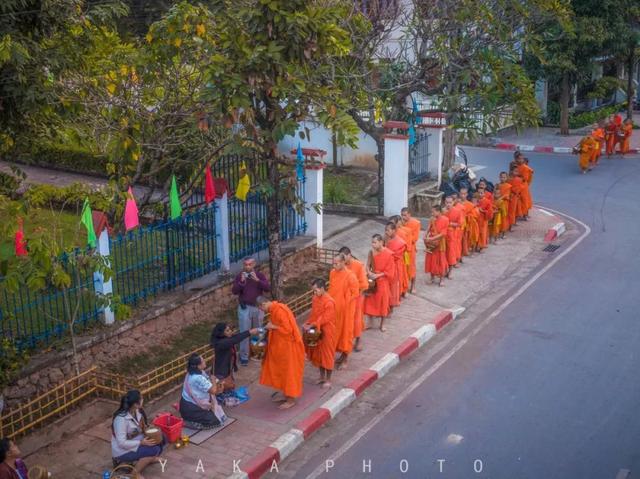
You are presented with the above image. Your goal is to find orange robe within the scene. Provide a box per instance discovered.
[517,164,534,212]
[346,259,368,339]
[578,137,597,171]
[364,247,394,318]
[404,218,421,280]
[396,225,413,282]
[496,183,512,232]
[477,196,493,249]
[386,236,408,303]
[460,201,474,255]
[592,128,605,164]
[622,123,633,154]
[425,216,449,277]
[328,268,359,354]
[605,123,617,155]
[491,197,506,238]
[444,206,463,266]
[304,294,336,371]
[468,207,480,249]
[260,302,305,398]
[453,203,465,262]
[508,177,526,218]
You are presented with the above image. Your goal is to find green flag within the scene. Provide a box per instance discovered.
[80,198,97,248]
[169,175,182,220]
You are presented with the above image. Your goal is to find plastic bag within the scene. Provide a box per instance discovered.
[235,386,250,404]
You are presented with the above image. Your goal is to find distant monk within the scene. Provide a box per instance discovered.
[476,186,493,250]
[490,188,506,242]
[340,246,368,353]
[424,205,449,286]
[401,207,421,293]
[384,222,408,304]
[451,193,466,264]
[516,157,534,218]
[303,279,336,388]
[508,169,526,219]
[621,118,633,154]
[364,234,395,332]
[576,134,597,174]
[605,115,617,156]
[496,172,512,232]
[468,196,481,252]
[443,195,462,273]
[592,125,605,166]
[328,253,359,370]
[390,215,413,294]
[258,296,305,409]
[614,113,624,153]
[458,188,475,256]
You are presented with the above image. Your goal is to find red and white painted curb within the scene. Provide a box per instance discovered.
[227,307,465,479]
[494,142,638,155]
[544,222,566,242]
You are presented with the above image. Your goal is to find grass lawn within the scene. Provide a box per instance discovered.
[0,202,85,261]
[323,167,378,206]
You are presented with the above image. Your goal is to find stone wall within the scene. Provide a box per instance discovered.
[2,244,319,408]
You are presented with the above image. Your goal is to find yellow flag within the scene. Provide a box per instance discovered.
[236,162,251,201]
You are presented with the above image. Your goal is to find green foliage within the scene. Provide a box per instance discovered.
[14,144,108,176]
[587,76,625,101]
[324,175,353,204]
[0,338,27,390]
[0,171,21,197]
[544,101,624,128]
[23,183,112,213]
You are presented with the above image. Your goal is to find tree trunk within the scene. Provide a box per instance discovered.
[442,127,456,179]
[332,132,338,168]
[627,50,635,120]
[375,136,384,215]
[560,73,570,135]
[62,288,81,376]
[265,154,283,299]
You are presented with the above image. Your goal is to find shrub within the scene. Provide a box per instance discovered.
[0,338,27,391]
[0,172,21,198]
[23,183,112,212]
[544,102,625,129]
[14,144,108,176]
[324,174,353,204]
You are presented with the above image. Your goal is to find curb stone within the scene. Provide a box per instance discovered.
[229,307,464,479]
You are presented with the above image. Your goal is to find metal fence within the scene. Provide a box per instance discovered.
[110,204,220,306]
[409,130,431,183]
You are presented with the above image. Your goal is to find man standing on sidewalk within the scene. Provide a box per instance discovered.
[232,257,271,366]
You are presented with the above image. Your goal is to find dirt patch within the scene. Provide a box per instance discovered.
[324,166,379,206]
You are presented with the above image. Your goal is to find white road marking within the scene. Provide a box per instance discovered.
[537,208,555,217]
[615,469,630,479]
[304,208,591,479]
[446,434,464,445]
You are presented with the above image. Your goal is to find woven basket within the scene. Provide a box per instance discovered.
[110,463,140,479]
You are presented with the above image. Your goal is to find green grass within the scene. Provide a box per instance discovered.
[323,168,378,206]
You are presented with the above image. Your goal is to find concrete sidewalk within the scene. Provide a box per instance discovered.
[25,206,564,479]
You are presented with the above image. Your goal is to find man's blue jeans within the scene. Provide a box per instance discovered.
[238,305,264,361]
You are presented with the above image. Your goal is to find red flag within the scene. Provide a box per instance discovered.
[204,164,216,204]
[15,218,27,257]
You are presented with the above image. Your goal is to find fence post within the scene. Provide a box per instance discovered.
[93,228,115,325]
[304,163,324,248]
[417,112,447,187]
[383,121,410,217]
[214,192,231,271]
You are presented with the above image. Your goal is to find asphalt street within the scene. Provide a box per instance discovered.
[272,149,640,479]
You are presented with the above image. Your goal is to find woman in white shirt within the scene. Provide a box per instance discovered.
[111,390,164,478]
[180,353,224,430]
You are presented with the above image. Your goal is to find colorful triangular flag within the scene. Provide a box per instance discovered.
[412,96,421,124]
[374,99,383,124]
[14,218,27,257]
[80,198,97,248]
[169,175,182,220]
[235,162,250,201]
[204,164,216,204]
[408,122,416,146]
[124,187,139,231]
[296,142,305,181]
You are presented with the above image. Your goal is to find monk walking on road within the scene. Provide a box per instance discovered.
[605,115,617,156]
[258,296,305,409]
[364,234,395,332]
[496,172,512,232]
[424,205,449,286]
[576,134,597,174]
[621,118,633,154]
[328,253,359,370]
[340,246,368,353]
[303,279,336,388]
[385,222,408,303]
[401,207,421,293]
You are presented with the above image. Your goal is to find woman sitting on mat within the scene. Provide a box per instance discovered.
[210,322,259,392]
[180,353,226,430]
[111,389,164,478]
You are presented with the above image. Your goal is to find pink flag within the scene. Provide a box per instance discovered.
[204,164,216,204]
[124,187,139,231]
[15,218,27,256]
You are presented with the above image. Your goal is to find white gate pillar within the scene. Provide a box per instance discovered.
[417,113,447,187]
[92,213,115,325]
[214,191,231,271]
[383,121,410,217]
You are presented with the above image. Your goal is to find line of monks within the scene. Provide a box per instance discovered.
[257,152,534,409]
[577,113,634,173]
[425,152,534,285]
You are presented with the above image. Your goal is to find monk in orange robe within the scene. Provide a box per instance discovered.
[508,169,527,219]
[424,205,449,285]
[443,195,462,272]
[496,172,512,233]
[468,197,481,252]
[328,253,359,370]
[614,113,625,153]
[303,279,336,388]
[516,158,534,217]
[401,207,421,292]
[605,116,617,156]
[391,215,413,290]
[621,119,633,154]
[258,297,305,409]
[340,246,368,352]
[490,188,506,242]
[476,186,493,250]
[576,135,597,174]
[452,194,466,263]
[364,234,395,332]
[592,126,605,165]
[385,222,408,303]
[458,188,475,256]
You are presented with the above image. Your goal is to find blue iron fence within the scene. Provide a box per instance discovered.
[0,249,101,350]
[110,204,220,306]
[409,130,431,183]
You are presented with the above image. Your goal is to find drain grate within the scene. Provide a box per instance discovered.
[543,244,561,252]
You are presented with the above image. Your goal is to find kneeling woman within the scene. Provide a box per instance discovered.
[111,389,164,478]
[180,353,225,430]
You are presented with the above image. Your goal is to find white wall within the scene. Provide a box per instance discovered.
[277,121,379,170]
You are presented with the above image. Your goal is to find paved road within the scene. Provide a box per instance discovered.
[273,149,640,479]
